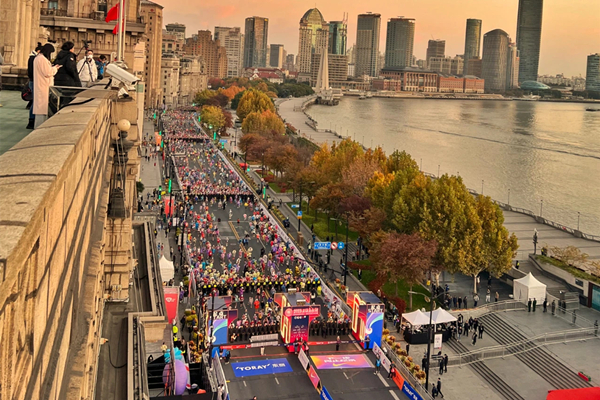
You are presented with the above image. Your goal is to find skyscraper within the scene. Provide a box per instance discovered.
[464,19,482,61]
[297,8,329,75]
[270,44,285,68]
[426,39,445,64]
[506,42,520,89]
[244,16,269,68]
[384,17,415,69]
[329,20,347,55]
[165,22,186,40]
[183,30,228,78]
[516,0,543,82]
[481,29,510,91]
[215,27,244,78]
[355,13,381,77]
[586,53,600,92]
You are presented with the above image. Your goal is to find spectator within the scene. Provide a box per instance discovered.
[96,54,107,79]
[77,49,98,87]
[26,43,43,129]
[54,41,82,87]
[33,44,60,128]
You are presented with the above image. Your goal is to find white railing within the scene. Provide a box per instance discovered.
[447,326,598,367]
[382,342,434,400]
[448,299,527,319]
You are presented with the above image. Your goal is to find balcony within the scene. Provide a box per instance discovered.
[40,8,67,16]
[40,9,146,33]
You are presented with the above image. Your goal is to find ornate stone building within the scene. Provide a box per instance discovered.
[140,0,164,108]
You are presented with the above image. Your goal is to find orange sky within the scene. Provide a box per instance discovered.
[162,0,600,77]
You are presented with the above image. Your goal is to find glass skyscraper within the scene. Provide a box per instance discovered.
[516,0,543,83]
[244,17,269,68]
[464,19,482,61]
[328,21,347,55]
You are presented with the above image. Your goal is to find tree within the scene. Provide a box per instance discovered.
[194,89,216,107]
[239,133,268,161]
[549,245,589,268]
[201,106,226,132]
[341,157,382,196]
[348,206,387,249]
[236,88,276,121]
[209,77,225,88]
[220,86,245,101]
[266,143,298,178]
[231,90,245,110]
[241,109,285,135]
[205,93,229,108]
[370,232,437,309]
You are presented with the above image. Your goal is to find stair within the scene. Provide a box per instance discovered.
[479,313,591,390]
[147,361,167,389]
[446,338,524,400]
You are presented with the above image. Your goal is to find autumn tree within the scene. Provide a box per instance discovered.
[231,91,245,110]
[220,86,245,101]
[370,232,438,309]
[548,246,589,268]
[265,143,298,178]
[241,109,285,135]
[201,106,226,131]
[194,89,216,106]
[348,207,387,249]
[341,157,382,196]
[236,88,275,121]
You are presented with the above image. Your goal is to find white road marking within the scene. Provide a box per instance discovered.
[389,390,401,400]
[275,377,280,385]
[343,372,349,380]
[243,381,247,387]
[377,373,390,387]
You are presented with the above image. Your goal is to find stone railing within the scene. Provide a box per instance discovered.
[0,83,143,400]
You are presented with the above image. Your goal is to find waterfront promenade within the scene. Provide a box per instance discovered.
[276,96,600,265]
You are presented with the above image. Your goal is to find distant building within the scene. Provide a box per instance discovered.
[329,20,348,55]
[161,54,180,106]
[162,30,185,56]
[355,13,381,77]
[215,26,244,78]
[438,74,465,93]
[506,42,520,89]
[426,39,445,64]
[184,30,227,78]
[297,8,329,75]
[428,56,463,76]
[347,63,356,77]
[516,0,543,83]
[140,0,164,108]
[242,67,286,83]
[464,19,482,62]
[463,76,485,93]
[466,57,483,78]
[416,59,427,69]
[379,67,437,92]
[244,16,269,68]
[165,22,186,40]
[270,44,285,68]
[179,56,208,105]
[385,17,415,69]
[481,29,511,91]
[310,53,348,87]
[585,53,600,92]
[285,54,296,71]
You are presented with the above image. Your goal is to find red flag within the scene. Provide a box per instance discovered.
[112,20,124,34]
[105,4,119,23]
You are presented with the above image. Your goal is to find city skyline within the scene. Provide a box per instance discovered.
[162,0,600,77]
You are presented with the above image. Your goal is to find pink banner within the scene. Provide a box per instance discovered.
[311,354,372,370]
[308,366,321,390]
[164,287,179,324]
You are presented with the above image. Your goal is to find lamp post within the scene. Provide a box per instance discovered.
[577,212,580,231]
[508,188,510,206]
[298,183,303,233]
[533,229,538,255]
[481,180,484,195]
[540,200,543,217]
[437,165,440,178]
[343,213,349,287]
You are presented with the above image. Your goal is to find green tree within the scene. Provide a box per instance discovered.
[201,106,226,132]
[241,109,285,135]
[194,89,216,106]
[236,88,276,121]
[231,90,245,110]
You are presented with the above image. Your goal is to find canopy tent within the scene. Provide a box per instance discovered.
[513,272,547,304]
[402,310,431,326]
[547,387,600,400]
[160,255,175,282]
[429,308,457,324]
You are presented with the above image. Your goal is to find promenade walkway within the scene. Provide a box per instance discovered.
[0,91,32,155]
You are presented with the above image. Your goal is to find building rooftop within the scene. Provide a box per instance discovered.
[520,80,551,90]
[381,66,435,73]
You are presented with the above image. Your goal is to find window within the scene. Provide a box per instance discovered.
[48,1,58,9]
[97,0,107,13]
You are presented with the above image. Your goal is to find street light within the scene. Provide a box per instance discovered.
[577,212,581,231]
[533,229,538,255]
[540,199,543,217]
[508,188,510,206]
[481,180,484,195]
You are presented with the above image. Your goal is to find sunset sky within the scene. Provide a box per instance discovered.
[162,0,600,77]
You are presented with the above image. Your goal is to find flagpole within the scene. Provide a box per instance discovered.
[121,0,127,62]
[117,0,125,62]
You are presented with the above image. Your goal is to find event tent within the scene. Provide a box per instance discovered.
[402,310,431,326]
[429,308,457,324]
[159,255,175,282]
[513,272,547,304]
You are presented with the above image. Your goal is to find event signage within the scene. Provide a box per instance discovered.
[212,319,228,345]
[434,333,443,350]
[308,366,321,390]
[402,381,424,400]
[297,211,303,219]
[284,306,321,317]
[298,348,310,371]
[311,354,371,370]
[163,287,179,324]
[231,358,293,378]
[337,242,345,249]
[291,204,299,208]
[290,315,309,343]
[372,343,391,373]
[314,242,331,250]
[320,386,334,400]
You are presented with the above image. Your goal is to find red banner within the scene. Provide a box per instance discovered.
[164,287,179,324]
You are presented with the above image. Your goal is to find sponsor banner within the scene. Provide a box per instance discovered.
[298,348,310,370]
[163,287,179,324]
[402,381,423,400]
[283,306,321,318]
[290,315,309,343]
[320,386,334,400]
[372,343,391,373]
[434,333,443,350]
[311,354,371,370]
[392,372,405,391]
[365,311,384,349]
[232,358,293,378]
[212,319,228,346]
[308,366,321,390]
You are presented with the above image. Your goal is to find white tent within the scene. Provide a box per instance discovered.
[513,272,547,304]
[402,310,431,326]
[159,255,175,282]
[429,308,457,324]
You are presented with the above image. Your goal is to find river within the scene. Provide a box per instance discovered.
[306,97,600,236]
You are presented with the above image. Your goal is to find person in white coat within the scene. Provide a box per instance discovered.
[33,44,60,129]
[77,49,98,87]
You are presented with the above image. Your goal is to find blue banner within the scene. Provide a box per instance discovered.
[314,242,331,250]
[402,381,423,400]
[232,358,293,378]
[320,386,334,400]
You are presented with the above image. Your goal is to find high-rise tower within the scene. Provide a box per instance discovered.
[516,0,543,82]
[384,17,415,69]
[297,8,329,75]
[244,17,269,68]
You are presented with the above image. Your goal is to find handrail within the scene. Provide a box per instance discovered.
[382,341,434,400]
[447,326,598,367]
[448,299,526,319]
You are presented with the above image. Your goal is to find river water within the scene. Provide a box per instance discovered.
[306,97,600,235]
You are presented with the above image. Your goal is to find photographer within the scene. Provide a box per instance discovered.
[78,49,98,87]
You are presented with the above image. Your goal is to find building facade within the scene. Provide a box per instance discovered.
[428,56,463,76]
[467,57,483,78]
[516,0,543,83]
[165,22,186,40]
[355,13,381,77]
[379,67,438,92]
[161,54,180,106]
[183,30,227,78]
[297,8,329,75]
[329,20,348,55]
[162,30,185,56]
[270,44,285,68]
[385,17,415,70]
[464,19,482,62]
[506,42,520,89]
[0,0,42,67]
[585,53,600,92]
[310,53,348,86]
[285,54,296,71]
[179,56,208,105]
[214,26,244,77]
[481,29,510,91]
[140,0,163,108]
[426,39,445,64]
[244,16,269,68]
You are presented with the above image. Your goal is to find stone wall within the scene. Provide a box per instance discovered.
[0,85,141,400]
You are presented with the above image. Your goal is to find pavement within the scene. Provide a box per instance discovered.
[0,90,32,155]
